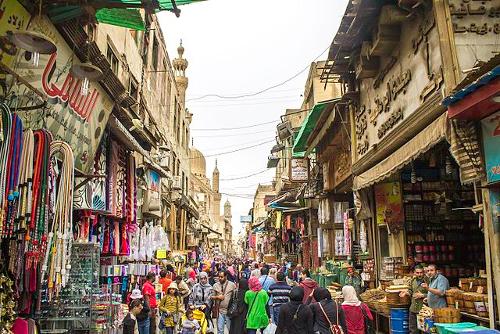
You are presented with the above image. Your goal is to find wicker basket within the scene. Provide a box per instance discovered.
[385,291,410,306]
[477,311,489,318]
[433,307,461,323]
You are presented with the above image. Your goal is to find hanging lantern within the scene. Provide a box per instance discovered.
[10,31,56,67]
[70,63,103,96]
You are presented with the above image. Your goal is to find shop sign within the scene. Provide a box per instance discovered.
[240,215,252,224]
[13,17,113,173]
[0,0,30,68]
[290,158,309,182]
[143,170,161,215]
[450,0,500,75]
[374,182,404,233]
[332,130,352,187]
[481,111,500,184]
[355,9,443,161]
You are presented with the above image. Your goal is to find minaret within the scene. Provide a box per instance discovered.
[212,159,220,193]
[173,40,188,104]
[224,200,232,220]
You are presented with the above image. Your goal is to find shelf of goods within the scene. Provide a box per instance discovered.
[39,243,112,333]
[403,180,483,280]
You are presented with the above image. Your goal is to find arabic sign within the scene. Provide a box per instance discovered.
[481,110,500,184]
[290,158,309,182]
[374,182,404,233]
[0,0,30,68]
[449,0,500,76]
[355,8,443,161]
[12,17,113,173]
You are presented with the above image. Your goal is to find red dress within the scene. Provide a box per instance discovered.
[341,303,373,334]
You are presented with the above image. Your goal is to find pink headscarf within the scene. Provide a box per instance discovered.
[248,277,262,292]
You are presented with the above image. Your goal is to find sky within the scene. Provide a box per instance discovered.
[158,0,349,235]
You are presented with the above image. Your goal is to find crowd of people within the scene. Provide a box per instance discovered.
[122,260,376,334]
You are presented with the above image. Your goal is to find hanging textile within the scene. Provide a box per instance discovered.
[107,138,119,215]
[449,118,484,184]
[343,212,351,256]
[275,211,282,229]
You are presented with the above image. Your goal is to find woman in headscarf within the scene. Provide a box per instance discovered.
[228,278,249,334]
[341,285,373,334]
[188,272,213,316]
[276,286,313,334]
[310,287,347,334]
[244,277,270,334]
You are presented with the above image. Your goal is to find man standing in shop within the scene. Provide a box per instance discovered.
[400,265,428,334]
[422,264,449,309]
[142,272,158,334]
[211,270,237,334]
[344,265,363,296]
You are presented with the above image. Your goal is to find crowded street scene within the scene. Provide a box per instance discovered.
[1,0,500,334]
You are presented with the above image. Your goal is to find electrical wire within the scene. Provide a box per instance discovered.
[189,139,275,159]
[220,169,270,181]
[186,45,330,101]
[191,120,278,131]
[203,137,275,154]
[193,128,275,138]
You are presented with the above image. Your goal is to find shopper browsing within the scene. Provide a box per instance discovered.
[341,286,373,334]
[129,289,150,334]
[211,270,237,334]
[123,299,143,334]
[141,273,158,334]
[421,264,449,309]
[159,282,185,334]
[268,272,292,325]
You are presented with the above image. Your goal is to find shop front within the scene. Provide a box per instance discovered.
[443,59,500,326]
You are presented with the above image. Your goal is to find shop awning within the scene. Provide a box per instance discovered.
[293,99,339,156]
[353,113,448,190]
[47,0,206,29]
[304,106,337,156]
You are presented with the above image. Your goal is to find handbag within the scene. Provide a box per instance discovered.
[318,301,344,334]
[227,290,239,318]
[360,304,374,334]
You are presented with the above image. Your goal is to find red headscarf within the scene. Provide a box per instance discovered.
[248,277,262,292]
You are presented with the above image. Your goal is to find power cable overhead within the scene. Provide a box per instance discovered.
[190,139,275,158]
[191,120,278,131]
[220,169,270,181]
[186,45,330,101]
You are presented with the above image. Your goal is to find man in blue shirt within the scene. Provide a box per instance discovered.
[422,264,449,309]
[259,267,276,291]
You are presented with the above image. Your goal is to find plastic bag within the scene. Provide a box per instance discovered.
[263,323,277,334]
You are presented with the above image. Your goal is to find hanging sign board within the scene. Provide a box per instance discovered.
[143,170,161,216]
[240,215,252,224]
[481,111,500,184]
[290,158,309,182]
[0,0,30,68]
[12,17,113,173]
[374,182,404,233]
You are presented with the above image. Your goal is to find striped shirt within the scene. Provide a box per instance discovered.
[268,281,292,307]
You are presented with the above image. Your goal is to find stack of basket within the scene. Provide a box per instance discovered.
[385,285,411,307]
[446,288,464,309]
[462,293,488,317]
[433,308,461,324]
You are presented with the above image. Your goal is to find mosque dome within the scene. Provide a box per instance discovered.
[190,148,206,177]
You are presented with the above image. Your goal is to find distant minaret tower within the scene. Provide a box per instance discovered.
[212,159,220,193]
[224,199,232,220]
[173,40,188,104]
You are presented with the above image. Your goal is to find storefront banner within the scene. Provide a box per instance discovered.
[374,182,404,233]
[13,17,113,173]
[481,111,500,184]
[0,0,30,68]
[290,158,309,182]
[143,170,161,215]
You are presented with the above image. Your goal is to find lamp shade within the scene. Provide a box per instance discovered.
[10,31,56,54]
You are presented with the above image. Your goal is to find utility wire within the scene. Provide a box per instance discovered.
[204,137,275,153]
[186,45,330,101]
[220,169,270,181]
[190,139,275,158]
[191,120,278,131]
[194,129,275,138]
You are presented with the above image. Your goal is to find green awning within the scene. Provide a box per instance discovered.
[292,100,338,156]
[96,8,145,30]
[47,0,206,29]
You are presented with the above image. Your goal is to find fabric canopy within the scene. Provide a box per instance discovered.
[47,0,206,29]
[293,99,339,156]
[353,113,448,190]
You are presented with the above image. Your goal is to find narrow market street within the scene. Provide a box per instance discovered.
[0,1,500,334]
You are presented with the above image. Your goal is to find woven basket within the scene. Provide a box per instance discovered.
[433,307,461,323]
[477,311,488,318]
[385,291,411,306]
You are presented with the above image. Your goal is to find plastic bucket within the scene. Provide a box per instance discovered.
[390,308,409,334]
